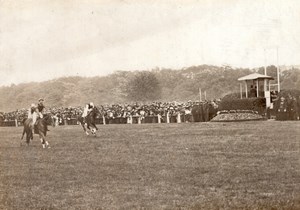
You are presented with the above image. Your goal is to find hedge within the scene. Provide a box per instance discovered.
[276,89,300,98]
[222,91,265,100]
[219,97,266,114]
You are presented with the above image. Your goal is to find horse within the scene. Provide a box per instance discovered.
[77,107,100,136]
[21,114,53,148]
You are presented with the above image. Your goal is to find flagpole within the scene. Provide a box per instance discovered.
[277,47,281,92]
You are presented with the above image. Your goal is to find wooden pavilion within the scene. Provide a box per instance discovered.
[238,73,274,107]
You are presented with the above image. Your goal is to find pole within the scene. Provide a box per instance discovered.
[264,49,267,93]
[277,47,281,92]
[264,49,267,75]
[245,81,248,98]
[256,80,259,97]
[240,83,243,99]
[204,91,207,100]
[199,88,202,102]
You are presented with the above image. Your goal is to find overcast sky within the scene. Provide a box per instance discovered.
[0,0,299,86]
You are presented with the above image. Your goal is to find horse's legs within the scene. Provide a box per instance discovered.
[40,138,45,148]
[80,123,89,135]
[21,127,25,140]
[26,132,31,145]
[39,133,50,149]
[40,138,50,148]
[91,128,97,136]
[81,123,86,132]
[20,128,25,146]
[85,125,89,135]
[45,140,50,148]
[88,123,97,136]
[91,122,98,130]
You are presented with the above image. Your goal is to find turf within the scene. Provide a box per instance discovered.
[0,121,299,209]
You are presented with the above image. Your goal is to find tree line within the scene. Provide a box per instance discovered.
[0,65,299,112]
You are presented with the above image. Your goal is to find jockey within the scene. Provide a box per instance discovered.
[37,98,46,119]
[89,102,95,111]
[30,98,49,132]
[82,102,94,118]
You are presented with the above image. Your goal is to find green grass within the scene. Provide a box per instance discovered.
[0,121,300,210]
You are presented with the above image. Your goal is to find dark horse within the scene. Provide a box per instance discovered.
[21,114,53,148]
[77,107,99,136]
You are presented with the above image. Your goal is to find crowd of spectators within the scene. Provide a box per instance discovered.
[1,95,299,126]
[274,94,300,121]
[0,100,219,126]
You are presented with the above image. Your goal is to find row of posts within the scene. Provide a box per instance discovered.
[102,113,184,125]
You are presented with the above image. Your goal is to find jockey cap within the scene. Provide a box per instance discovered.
[39,98,44,102]
[31,103,36,108]
[90,102,94,107]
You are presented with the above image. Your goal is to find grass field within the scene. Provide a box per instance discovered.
[0,121,300,210]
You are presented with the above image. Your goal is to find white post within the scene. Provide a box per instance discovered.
[127,116,132,124]
[199,88,202,102]
[103,116,106,125]
[15,119,18,127]
[240,83,243,99]
[157,114,161,123]
[166,112,170,123]
[264,74,267,94]
[177,113,181,123]
[204,91,207,100]
[245,81,248,98]
[55,117,58,126]
[138,116,141,124]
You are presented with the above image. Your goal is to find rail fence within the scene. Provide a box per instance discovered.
[0,114,197,127]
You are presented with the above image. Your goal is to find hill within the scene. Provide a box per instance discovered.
[0,65,299,112]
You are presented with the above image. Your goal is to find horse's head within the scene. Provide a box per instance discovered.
[86,107,100,123]
[43,113,54,126]
[91,107,100,117]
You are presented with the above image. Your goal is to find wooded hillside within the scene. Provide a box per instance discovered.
[1,65,299,111]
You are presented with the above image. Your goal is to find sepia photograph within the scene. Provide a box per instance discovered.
[0,0,299,209]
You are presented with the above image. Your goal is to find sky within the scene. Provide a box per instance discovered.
[0,0,299,86]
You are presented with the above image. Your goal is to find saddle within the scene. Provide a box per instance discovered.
[34,125,39,134]
[32,118,41,134]
[33,119,39,134]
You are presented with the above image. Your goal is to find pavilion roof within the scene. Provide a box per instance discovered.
[238,73,274,81]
